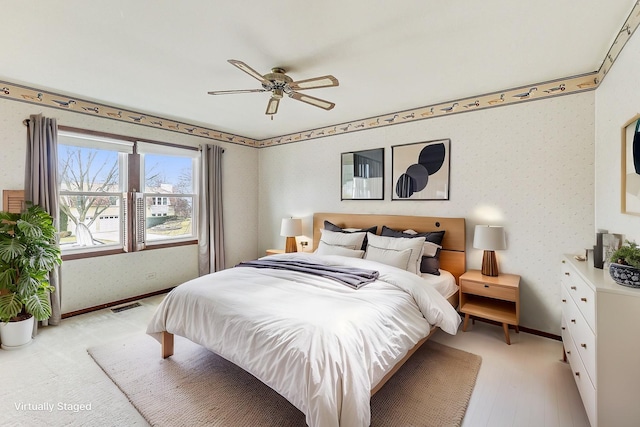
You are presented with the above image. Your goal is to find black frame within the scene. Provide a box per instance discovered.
[340,148,384,200]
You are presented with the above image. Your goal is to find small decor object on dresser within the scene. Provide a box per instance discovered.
[608,240,640,288]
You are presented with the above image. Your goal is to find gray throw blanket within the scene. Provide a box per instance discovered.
[235,259,379,289]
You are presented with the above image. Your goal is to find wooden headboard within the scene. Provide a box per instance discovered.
[312,213,466,284]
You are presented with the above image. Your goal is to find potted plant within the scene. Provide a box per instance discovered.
[0,204,61,349]
[609,240,640,288]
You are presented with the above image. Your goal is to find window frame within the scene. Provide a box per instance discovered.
[57,126,199,261]
[139,147,199,247]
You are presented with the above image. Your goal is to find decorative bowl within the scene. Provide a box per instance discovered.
[609,263,640,288]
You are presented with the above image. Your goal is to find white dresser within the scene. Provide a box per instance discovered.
[561,255,640,427]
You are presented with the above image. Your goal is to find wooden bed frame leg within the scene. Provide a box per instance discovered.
[162,331,174,359]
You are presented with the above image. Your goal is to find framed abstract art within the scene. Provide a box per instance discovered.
[391,139,450,200]
[341,148,384,200]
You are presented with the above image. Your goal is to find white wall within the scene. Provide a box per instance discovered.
[259,93,595,334]
[595,27,640,244]
[0,98,259,313]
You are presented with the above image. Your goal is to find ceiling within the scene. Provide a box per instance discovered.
[1,1,636,140]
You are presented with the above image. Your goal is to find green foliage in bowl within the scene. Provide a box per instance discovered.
[610,240,640,269]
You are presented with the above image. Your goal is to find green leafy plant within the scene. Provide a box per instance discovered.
[610,240,640,269]
[0,205,61,323]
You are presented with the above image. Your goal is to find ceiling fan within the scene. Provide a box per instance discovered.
[207,59,339,117]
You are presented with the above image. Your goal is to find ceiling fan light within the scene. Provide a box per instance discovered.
[266,97,280,115]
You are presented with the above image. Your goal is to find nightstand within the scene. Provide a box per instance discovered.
[459,270,521,345]
[265,249,284,256]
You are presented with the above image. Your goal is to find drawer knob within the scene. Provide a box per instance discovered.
[570,286,577,290]
[566,350,571,355]
[575,372,580,377]
[561,326,566,330]
[562,260,566,263]
[484,284,489,288]
[571,319,576,323]
[581,343,587,349]
[562,299,567,303]
[565,272,570,276]
[581,297,587,302]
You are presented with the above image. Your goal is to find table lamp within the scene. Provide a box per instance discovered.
[473,225,506,276]
[280,218,302,253]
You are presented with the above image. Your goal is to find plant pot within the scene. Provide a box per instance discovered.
[0,315,34,350]
[609,263,640,288]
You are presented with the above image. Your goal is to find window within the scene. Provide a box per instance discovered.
[58,132,131,254]
[139,142,198,245]
[57,130,199,256]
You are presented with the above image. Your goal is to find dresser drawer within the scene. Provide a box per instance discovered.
[561,285,596,385]
[561,265,596,331]
[562,318,596,427]
[460,279,516,302]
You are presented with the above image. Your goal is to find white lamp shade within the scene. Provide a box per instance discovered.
[280,218,302,237]
[473,225,506,250]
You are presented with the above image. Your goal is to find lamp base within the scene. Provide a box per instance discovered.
[284,236,297,253]
[481,250,499,276]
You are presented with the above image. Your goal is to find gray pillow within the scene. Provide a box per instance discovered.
[419,248,441,276]
[380,225,445,245]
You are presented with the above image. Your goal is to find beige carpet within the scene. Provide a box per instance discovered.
[88,334,481,427]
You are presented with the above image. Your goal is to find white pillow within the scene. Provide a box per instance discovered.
[422,241,442,257]
[319,228,366,250]
[364,245,412,270]
[400,229,440,257]
[365,232,426,275]
[315,241,365,258]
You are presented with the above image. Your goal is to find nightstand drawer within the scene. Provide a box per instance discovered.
[460,279,516,302]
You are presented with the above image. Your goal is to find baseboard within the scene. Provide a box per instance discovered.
[463,315,561,341]
[61,287,174,319]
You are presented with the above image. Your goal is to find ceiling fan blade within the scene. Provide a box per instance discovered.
[289,91,335,110]
[265,97,280,115]
[228,59,270,85]
[289,75,339,91]
[207,89,267,95]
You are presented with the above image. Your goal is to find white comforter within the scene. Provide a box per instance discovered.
[147,253,461,427]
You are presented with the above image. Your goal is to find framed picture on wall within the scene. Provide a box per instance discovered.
[341,148,384,200]
[391,139,450,200]
[622,115,640,216]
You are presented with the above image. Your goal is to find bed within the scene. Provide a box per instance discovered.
[147,213,466,427]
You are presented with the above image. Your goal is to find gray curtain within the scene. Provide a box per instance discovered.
[25,114,61,327]
[198,144,225,275]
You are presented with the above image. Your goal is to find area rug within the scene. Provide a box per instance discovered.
[88,335,481,427]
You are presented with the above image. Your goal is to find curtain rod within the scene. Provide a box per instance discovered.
[24,120,224,152]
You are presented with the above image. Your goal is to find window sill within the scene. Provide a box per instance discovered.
[61,239,198,261]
